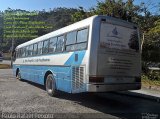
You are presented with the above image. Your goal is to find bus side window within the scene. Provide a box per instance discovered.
[33,43,38,55]
[37,41,43,55]
[43,40,49,54]
[21,47,26,57]
[76,28,88,50]
[19,48,22,58]
[25,46,29,57]
[49,37,57,53]
[56,35,64,52]
[65,31,77,51]
[28,45,33,56]
[77,28,88,43]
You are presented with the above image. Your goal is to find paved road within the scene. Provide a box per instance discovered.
[0,69,160,119]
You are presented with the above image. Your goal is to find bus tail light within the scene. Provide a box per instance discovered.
[89,77,104,83]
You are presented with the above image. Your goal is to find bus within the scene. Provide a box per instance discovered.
[13,15,141,96]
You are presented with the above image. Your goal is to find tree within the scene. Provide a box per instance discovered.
[142,18,160,63]
[71,7,88,22]
[1,8,78,52]
[71,0,140,22]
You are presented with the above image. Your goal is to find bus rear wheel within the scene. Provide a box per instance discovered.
[46,74,57,96]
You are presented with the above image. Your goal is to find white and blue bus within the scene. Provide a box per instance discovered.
[13,15,141,96]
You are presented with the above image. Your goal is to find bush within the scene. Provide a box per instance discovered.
[142,61,160,81]
[147,70,160,81]
[141,74,149,80]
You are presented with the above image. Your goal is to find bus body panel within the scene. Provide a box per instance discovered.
[13,50,88,93]
[87,16,141,92]
[13,15,141,94]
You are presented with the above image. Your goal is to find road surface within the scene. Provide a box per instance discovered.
[0,69,160,119]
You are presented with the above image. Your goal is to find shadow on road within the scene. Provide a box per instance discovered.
[22,79,160,119]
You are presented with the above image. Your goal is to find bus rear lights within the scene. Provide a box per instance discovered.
[89,77,104,83]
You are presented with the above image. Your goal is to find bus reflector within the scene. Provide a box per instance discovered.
[89,77,104,83]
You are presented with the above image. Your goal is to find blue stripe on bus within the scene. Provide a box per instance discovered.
[64,50,86,66]
[13,64,72,92]
[13,50,86,93]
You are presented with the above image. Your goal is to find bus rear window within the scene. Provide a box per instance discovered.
[100,23,139,52]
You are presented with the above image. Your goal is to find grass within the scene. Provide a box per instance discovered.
[0,64,11,69]
[142,75,160,89]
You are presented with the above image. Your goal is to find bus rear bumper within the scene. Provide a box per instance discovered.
[86,83,141,92]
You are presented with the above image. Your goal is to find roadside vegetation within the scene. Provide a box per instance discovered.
[0,64,11,69]
[142,72,160,89]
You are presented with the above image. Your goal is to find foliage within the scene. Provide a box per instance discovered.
[71,7,88,22]
[147,70,160,81]
[142,18,160,63]
[142,74,160,88]
[71,0,140,22]
[0,8,78,52]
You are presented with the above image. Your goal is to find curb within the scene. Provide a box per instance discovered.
[114,91,160,103]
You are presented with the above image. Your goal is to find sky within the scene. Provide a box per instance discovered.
[0,0,104,11]
[0,0,159,13]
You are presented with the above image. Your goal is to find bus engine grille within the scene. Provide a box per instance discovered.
[72,66,85,93]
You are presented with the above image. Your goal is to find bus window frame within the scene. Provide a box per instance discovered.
[65,26,89,52]
[15,26,89,58]
[42,39,50,54]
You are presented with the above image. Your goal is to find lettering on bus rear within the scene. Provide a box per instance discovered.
[98,22,141,77]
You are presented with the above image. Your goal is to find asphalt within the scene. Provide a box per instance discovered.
[1,60,160,102]
[115,88,160,102]
[0,69,160,119]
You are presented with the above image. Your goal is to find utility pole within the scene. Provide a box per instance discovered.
[11,15,15,67]
[11,37,14,67]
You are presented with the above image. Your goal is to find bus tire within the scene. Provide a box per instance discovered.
[46,74,57,96]
[16,70,22,81]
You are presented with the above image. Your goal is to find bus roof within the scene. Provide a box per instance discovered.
[16,15,98,49]
[16,15,137,49]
